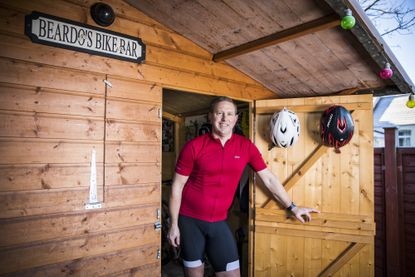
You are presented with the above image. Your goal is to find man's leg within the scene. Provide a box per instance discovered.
[179,216,206,277]
[206,220,241,277]
[184,264,204,277]
[215,268,240,277]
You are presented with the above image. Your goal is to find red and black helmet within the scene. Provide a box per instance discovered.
[320,105,354,150]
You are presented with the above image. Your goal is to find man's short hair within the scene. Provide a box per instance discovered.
[209,96,237,113]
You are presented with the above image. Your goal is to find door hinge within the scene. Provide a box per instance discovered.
[156,208,160,219]
[154,221,161,231]
[157,249,161,259]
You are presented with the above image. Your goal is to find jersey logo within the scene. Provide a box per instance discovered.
[234,155,240,159]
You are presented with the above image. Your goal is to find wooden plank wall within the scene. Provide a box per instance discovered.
[0,0,273,275]
[253,95,374,276]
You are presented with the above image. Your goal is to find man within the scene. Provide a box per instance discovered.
[168,96,319,277]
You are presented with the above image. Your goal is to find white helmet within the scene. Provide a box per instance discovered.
[270,108,300,148]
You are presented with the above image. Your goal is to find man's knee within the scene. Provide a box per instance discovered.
[183,261,204,277]
[215,266,240,277]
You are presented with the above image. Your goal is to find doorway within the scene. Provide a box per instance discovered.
[161,88,250,276]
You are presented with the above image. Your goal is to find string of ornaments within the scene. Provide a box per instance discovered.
[341,9,393,80]
[269,8,413,149]
[340,8,414,109]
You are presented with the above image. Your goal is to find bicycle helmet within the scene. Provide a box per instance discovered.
[270,108,300,148]
[320,105,354,150]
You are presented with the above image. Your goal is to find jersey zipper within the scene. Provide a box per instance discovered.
[211,145,225,220]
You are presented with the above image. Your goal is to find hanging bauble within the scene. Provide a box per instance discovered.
[341,9,356,30]
[379,62,393,79]
[406,93,415,108]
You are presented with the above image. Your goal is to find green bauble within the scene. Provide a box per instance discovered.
[341,15,356,30]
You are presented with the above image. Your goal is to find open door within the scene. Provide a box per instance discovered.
[250,94,375,276]
[161,89,252,275]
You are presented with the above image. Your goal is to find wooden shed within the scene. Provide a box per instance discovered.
[0,0,413,276]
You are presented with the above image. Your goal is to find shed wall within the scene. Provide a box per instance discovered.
[0,0,272,275]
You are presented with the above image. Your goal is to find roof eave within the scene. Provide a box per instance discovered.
[324,0,414,95]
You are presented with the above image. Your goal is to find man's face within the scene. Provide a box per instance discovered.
[209,101,238,138]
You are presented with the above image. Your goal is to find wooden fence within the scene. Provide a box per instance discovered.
[374,128,415,277]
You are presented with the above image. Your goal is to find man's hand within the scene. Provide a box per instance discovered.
[290,206,320,223]
[168,224,181,247]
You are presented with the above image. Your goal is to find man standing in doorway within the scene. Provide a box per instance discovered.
[168,96,319,277]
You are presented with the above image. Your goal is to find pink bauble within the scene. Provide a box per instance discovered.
[379,64,393,79]
[379,68,393,79]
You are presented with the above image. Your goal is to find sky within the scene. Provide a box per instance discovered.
[364,0,415,86]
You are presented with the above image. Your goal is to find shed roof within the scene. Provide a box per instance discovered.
[127,0,414,99]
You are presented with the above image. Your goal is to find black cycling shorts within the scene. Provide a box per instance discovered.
[178,215,240,272]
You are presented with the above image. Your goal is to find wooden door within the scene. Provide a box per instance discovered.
[251,94,374,276]
[103,76,162,275]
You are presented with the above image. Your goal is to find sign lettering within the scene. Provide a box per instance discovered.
[25,12,146,63]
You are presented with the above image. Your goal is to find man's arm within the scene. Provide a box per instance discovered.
[167,172,189,247]
[256,168,319,223]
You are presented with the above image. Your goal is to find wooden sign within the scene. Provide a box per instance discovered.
[25,11,146,63]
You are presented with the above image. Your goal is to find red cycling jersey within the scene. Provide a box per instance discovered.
[175,133,267,222]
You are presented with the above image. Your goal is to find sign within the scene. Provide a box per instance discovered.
[25,11,146,63]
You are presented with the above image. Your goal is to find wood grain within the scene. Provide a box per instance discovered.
[253,95,374,276]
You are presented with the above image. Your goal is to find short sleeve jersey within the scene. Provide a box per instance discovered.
[175,133,267,222]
